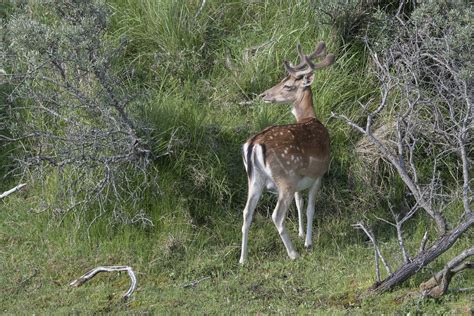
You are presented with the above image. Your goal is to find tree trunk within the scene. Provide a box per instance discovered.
[370,215,474,294]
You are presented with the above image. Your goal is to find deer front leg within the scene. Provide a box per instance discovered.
[273,190,299,260]
[305,177,322,249]
[294,192,305,239]
[239,181,263,264]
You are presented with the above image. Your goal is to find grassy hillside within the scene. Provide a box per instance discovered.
[1,0,472,313]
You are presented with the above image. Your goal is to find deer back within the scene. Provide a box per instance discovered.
[245,118,330,184]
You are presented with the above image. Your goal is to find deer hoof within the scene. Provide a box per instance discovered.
[289,252,299,260]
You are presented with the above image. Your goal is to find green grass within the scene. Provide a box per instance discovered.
[1,195,472,314]
[1,0,472,313]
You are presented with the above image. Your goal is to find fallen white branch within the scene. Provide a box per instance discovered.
[70,265,137,299]
[0,183,26,199]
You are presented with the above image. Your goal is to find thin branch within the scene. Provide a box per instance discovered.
[70,265,137,300]
[330,112,367,135]
[396,221,410,264]
[458,123,472,217]
[0,133,38,142]
[399,202,420,225]
[0,183,26,199]
[439,246,474,273]
[386,204,411,263]
[374,248,381,282]
[418,231,428,254]
[353,222,392,275]
[194,0,206,18]
[182,276,211,288]
[373,215,395,227]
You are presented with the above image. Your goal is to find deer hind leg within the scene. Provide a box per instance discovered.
[294,192,305,239]
[305,177,322,249]
[239,180,263,264]
[273,189,298,260]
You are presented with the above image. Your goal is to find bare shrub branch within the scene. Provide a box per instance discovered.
[335,2,473,295]
[353,222,392,276]
[374,203,413,264]
[2,0,162,224]
[418,231,428,254]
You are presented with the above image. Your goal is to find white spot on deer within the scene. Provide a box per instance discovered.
[280,132,284,135]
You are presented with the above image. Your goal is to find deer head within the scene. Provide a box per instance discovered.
[259,42,335,105]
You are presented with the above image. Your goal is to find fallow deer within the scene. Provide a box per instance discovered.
[239,41,335,264]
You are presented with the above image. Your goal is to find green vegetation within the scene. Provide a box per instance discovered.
[2,192,472,314]
[1,0,472,313]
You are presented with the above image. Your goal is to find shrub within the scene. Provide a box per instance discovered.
[2,0,158,225]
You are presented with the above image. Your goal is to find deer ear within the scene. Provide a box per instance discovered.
[302,73,314,87]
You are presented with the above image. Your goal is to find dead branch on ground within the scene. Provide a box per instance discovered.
[70,265,137,300]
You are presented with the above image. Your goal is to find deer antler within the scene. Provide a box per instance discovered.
[284,42,335,78]
[294,41,326,69]
[305,53,336,70]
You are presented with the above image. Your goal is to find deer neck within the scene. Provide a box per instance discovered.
[291,88,316,123]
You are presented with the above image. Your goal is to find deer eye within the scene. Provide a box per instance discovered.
[283,85,295,91]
